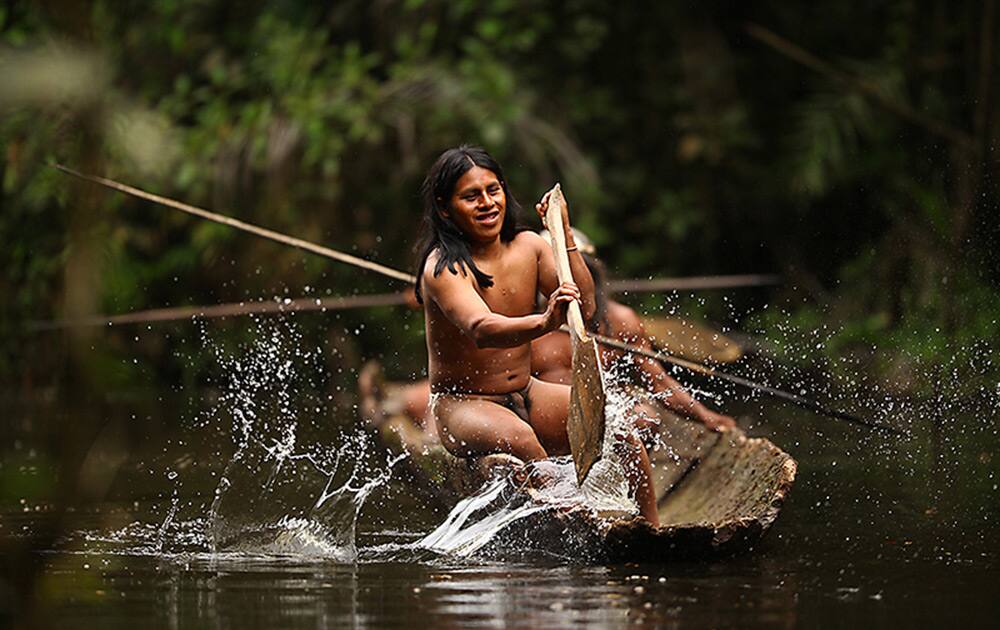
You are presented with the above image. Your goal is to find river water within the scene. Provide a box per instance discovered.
[3,326,998,628]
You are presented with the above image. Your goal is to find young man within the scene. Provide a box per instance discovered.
[360,235,735,446]
[413,145,659,525]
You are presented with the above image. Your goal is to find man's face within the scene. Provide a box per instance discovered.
[445,166,506,244]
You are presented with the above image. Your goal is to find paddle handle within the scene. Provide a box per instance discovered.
[544,185,588,339]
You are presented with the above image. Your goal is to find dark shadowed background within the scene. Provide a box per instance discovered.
[2,1,998,628]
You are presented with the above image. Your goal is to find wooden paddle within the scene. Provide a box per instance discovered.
[544,184,607,485]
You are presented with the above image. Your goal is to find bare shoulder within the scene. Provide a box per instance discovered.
[420,249,442,286]
[422,249,471,292]
[511,230,552,267]
[512,230,547,254]
[422,248,443,276]
[608,300,645,337]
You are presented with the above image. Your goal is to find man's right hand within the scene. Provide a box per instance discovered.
[542,282,581,332]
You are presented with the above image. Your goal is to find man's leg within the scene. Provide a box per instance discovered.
[400,381,435,434]
[433,395,548,462]
[613,432,659,527]
[520,378,573,456]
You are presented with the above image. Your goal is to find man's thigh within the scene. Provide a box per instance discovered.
[526,379,572,456]
[434,395,546,460]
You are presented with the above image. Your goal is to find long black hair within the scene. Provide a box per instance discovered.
[413,145,525,303]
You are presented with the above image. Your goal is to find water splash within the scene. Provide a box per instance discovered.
[389,370,662,562]
[391,457,607,562]
[209,429,405,561]
[199,318,404,560]
[415,458,574,556]
[79,317,403,562]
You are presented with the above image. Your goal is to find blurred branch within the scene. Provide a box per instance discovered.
[28,292,411,330]
[53,164,417,283]
[745,23,975,149]
[955,0,996,244]
[608,274,780,293]
[973,0,996,146]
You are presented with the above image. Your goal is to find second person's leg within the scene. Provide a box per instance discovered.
[527,378,660,526]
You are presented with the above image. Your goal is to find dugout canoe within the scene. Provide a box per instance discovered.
[363,392,796,561]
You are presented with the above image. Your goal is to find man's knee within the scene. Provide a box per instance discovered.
[504,423,546,460]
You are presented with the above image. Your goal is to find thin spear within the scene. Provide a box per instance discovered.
[52,163,416,284]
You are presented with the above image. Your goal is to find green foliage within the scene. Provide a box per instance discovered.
[0,0,997,395]
[0,450,59,502]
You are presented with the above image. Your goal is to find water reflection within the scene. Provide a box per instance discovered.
[3,368,999,627]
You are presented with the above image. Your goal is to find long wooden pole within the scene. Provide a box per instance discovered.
[34,274,777,330]
[590,332,908,436]
[28,292,409,330]
[57,164,775,294]
[52,164,417,284]
[607,274,779,293]
[52,165,900,435]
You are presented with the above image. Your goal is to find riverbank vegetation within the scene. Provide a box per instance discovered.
[3,1,997,402]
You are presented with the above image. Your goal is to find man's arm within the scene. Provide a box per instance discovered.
[612,305,736,431]
[424,257,579,349]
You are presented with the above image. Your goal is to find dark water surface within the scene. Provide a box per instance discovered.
[3,390,998,628]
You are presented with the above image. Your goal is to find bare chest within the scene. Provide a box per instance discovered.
[474,256,538,316]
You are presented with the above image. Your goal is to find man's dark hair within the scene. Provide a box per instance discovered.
[413,145,524,303]
[582,253,611,335]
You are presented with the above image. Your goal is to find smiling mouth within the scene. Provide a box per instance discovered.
[476,210,501,225]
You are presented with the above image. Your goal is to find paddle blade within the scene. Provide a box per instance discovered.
[544,184,607,485]
[568,335,607,485]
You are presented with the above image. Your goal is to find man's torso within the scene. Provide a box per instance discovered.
[425,233,541,394]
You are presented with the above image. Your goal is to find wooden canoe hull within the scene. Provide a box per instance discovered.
[370,398,796,561]
[606,415,796,560]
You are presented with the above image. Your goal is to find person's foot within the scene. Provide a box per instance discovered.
[357,360,386,428]
[509,459,557,492]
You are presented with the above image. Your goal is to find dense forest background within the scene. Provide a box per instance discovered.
[2,0,998,400]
